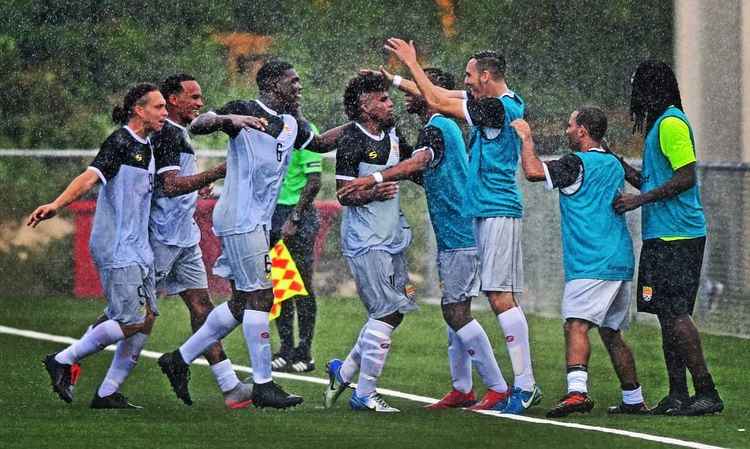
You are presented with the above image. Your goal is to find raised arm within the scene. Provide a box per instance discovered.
[27,169,100,227]
[361,67,465,99]
[160,162,226,198]
[305,123,350,153]
[189,112,267,136]
[385,38,468,121]
[510,119,545,182]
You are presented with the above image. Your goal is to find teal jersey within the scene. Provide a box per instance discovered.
[463,91,525,218]
[641,107,706,239]
[553,150,634,282]
[420,114,475,251]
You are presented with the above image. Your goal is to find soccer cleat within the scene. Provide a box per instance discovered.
[158,350,192,406]
[468,388,510,411]
[650,394,688,415]
[501,385,543,415]
[291,356,316,373]
[607,401,650,415]
[425,389,477,410]
[350,392,400,413]
[666,392,724,416]
[324,358,351,409]
[223,382,253,409]
[251,381,304,409]
[271,352,291,371]
[43,353,74,403]
[546,391,594,418]
[90,392,142,409]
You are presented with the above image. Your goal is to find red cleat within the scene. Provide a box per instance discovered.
[468,389,510,411]
[425,389,477,410]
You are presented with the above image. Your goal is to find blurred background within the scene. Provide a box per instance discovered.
[1,0,748,337]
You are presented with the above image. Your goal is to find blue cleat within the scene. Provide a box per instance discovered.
[323,358,351,409]
[500,385,543,415]
[350,392,400,413]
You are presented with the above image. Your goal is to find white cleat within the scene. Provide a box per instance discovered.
[350,392,400,413]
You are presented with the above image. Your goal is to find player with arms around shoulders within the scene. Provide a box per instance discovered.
[338,68,510,411]
[151,73,252,409]
[383,38,540,414]
[29,83,167,409]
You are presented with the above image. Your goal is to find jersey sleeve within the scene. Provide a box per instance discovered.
[659,117,696,170]
[88,135,124,184]
[544,153,583,190]
[463,96,505,128]
[214,100,253,116]
[294,117,315,149]
[298,149,323,174]
[415,125,444,168]
[151,128,183,175]
[335,131,362,181]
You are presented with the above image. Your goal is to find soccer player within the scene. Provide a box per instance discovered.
[156,60,320,409]
[510,109,649,417]
[337,68,509,411]
[613,60,723,416]
[323,72,417,413]
[150,74,252,408]
[29,83,167,409]
[269,111,322,374]
[384,38,541,413]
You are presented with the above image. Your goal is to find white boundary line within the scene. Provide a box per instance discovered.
[0,324,727,449]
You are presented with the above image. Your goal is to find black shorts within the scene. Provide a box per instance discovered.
[636,236,705,318]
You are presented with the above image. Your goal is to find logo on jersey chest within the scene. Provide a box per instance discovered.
[134,153,144,162]
[642,286,653,302]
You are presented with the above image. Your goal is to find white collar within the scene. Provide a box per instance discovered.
[166,118,187,131]
[124,126,149,144]
[355,122,385,141]
[588,147,606,153]
[254,100,278,116]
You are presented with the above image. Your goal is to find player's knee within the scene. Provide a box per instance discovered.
[564,318,590,335]
[227,297,246,322]
[598,327,622,348]
[441,303,472,330]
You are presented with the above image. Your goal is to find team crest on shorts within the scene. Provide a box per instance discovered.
[642,286,653,302]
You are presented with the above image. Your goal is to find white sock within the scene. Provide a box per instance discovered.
[497,307,535,390]
[567,369,588,394]
[340,324,367,383]
[55,320,124,364]
[210,359,240,393]
[457,320,508,392]
[622,385,644,405]
[447,326,472,393]
[97,332,148,397]
[242,310,272,384]
[179,302,239,364]
[355,319,394,397]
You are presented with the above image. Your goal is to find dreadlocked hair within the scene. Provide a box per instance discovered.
[630,59,683,135]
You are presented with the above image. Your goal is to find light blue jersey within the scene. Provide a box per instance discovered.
[150,119,201,247]
[87,127,155,270]
[557,150,634,281]
[463,92,525,219]
[641,107,706,239]
[419,114,475,251]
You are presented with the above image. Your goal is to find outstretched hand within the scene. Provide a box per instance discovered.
[385,38,418,65]
[359,65,395,85]
[27,203,58,228]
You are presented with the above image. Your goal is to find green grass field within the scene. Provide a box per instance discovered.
[0,295,747,449]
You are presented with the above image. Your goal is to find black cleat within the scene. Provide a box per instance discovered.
[251,381,304,409]
[667,392,724,416]
[608,401,651,415]
[91,392,142,409]
[546,392,594,418]
[158,350,192,406]
[43,353,74,403]
[650,395,688,415]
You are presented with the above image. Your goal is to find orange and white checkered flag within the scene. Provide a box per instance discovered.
[268,240,309,321]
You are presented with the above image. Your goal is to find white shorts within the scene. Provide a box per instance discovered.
[437,248,480,304]
[101,264,158,325]
[213,227,272,293]
[562,279,631,330]
[346,250,418,319]
[152,240,208,296]
[474,217,524,293]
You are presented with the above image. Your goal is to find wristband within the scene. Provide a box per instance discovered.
[371,172,384,183]
[392,75,402,88]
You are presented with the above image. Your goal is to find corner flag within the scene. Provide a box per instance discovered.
[268,240,308,320]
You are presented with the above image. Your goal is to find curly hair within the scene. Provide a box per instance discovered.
[343,72,388,120]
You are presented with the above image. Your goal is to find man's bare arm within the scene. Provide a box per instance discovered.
[337,150,431,197]
[189,113,267,136]
[305,123,350,153]
[510,119,546,182]
[336,179,399,207]
[160,162,226,198]
[27,169,100,227]
[613,163,696,214]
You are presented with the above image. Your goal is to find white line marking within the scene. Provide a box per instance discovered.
[0,324,726,449]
